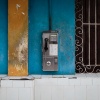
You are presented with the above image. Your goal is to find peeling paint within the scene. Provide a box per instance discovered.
[22,12,25,15]
[14,64,23,71]
[16,4,21,10]
[16,34,28,63]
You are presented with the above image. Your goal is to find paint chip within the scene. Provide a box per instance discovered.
[16,4,21,10]
[22,12,25,15]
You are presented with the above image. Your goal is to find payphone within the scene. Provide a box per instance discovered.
[42,31,58,71]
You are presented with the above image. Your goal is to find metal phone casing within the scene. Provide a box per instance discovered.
[42,31,58,71]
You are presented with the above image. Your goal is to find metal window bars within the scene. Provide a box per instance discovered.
[76,0,100,73]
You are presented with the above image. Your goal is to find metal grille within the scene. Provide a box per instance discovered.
[76,0,100,73]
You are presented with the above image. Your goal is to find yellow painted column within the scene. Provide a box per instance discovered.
[8,0,28,76]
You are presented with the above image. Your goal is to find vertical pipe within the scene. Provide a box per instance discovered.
[82,0,83,64]
[48,0,52,30]
[95,0,97,65]
[89,0,90,65]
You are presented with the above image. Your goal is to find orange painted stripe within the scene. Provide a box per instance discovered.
[8,0,28,76]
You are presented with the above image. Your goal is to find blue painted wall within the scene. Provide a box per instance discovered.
[0,0,8,74]
[29,0,75,75]
[0,0,75,75]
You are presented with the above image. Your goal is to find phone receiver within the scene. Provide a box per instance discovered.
[44,38,48,52]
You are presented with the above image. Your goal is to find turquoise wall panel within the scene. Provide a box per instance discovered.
[0,0,75,75]
[29,0,75,75]
[0,0,8,74]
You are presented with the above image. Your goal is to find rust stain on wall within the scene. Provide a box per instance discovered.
[8,0,28,76]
